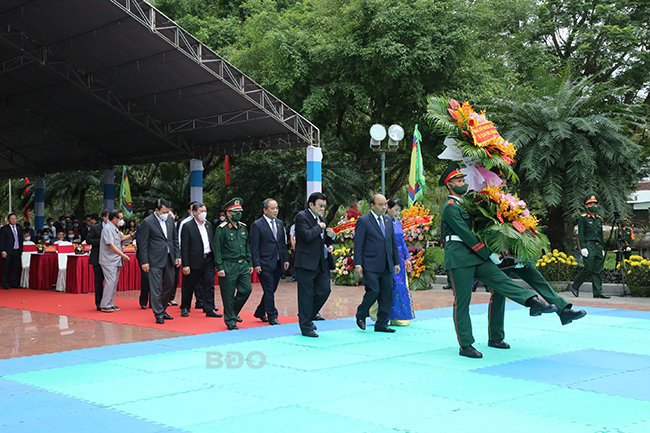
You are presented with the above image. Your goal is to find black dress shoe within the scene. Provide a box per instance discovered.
[236,316,243,322]
[181,309,189,317]
[459,345,483,358]
[269,318,280,325]
[567,282,578,297]
[559,306,587,325]
[206,310,223,317]
[313,313,325,321]
[302,330,319,337]
[163,313,174,320]
[356,317,366,330]
[526,296,558,316]
[374,326,396,333]
[254,312,269,322]
[227,323,238,330]
[140,305,147,309]
[594,293,611,299]
[488,339,511,349]
[195,303,204,310]
[311,322,317,330]
[155,317,165,324]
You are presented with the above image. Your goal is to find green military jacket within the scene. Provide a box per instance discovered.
[441,196,491,270]
[577,213,604,247]
[614,226,634,246]
[214,221,252,272]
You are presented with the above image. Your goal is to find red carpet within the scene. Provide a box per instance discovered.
[0,288,297,334]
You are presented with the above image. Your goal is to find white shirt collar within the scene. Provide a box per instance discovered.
[263,215,274,224]
[448,195,463,203]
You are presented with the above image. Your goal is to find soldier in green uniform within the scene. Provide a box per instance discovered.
[614,217,634,268]
[439,163,558,359]
[486,173,587,334]
[567,194,610,299]
[214,198,254,330]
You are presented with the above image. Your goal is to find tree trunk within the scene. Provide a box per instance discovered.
[546,206,568,250]
[75,188,86,219]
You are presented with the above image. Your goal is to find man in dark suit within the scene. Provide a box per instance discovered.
[86,209,110,310]
[250,198,290,325]
[180,202,222,318]
[138,198,181,324]
[354,194,401,333]
[1,213,24,289]
[294,192,336,337]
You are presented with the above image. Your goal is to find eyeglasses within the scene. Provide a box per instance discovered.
[317,204,327,209]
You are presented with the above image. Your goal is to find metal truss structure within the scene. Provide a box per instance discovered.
[0,0,319,178]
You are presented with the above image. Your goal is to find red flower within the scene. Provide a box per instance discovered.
[449,99,461,110]
[448,108,459,120]
[496,211,504,223]
[512,221,526,233]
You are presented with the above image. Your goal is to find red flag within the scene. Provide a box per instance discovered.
[224,155,231,186]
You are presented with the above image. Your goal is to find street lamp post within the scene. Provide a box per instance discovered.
[369,124,404,195]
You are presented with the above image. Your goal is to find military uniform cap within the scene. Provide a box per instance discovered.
[584,193,599,205]
[438,163,466,186]
[225,197,244,211]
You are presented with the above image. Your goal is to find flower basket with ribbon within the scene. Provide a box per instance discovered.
[460,186,549,261]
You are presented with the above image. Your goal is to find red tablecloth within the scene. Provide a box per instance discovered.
[65,253,140,294]
[29,253,59,290]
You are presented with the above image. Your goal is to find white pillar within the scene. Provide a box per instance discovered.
[306,146,322,198]
[190,159,204,203]
[35,177,45,230]
[103,169,115,210]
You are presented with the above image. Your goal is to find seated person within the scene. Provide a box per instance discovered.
[53,230,67,244]
[39,227,53,245]
[66,228,81,243]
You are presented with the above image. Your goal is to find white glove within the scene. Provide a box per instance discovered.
[602,250,605,257]
[514,262,525,269]
[580,248,589,257]
[489,253,503,265]
[626,247,632,252]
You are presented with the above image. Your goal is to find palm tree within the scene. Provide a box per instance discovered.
[493,77,641,248]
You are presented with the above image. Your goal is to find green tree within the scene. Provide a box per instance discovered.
[493,77,641,248]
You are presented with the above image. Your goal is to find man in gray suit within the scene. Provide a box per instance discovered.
[138,198,181,324]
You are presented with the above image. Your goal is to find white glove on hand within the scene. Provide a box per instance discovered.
[602,250,606,257]
[489,253,503,265]
[581,248,589,257]
[626,247,632,252]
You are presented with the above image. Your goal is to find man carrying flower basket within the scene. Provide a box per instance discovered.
[439,163,558,359]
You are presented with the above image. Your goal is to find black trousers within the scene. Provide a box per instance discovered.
[92,264,105,309]
[149,256,176,319]
[2,250,21,289]
[139,266,150,308]
[181,254,216,312]
[295,265,331,333]
[356,267,393,328]
[180,266,203,310]
[254,260,282,320]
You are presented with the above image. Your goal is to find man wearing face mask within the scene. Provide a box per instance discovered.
[214,198,253,330]
[87,210,111,311]
[177,201,203,311]
[98,209,131,312]
[138,198,182,324]
[567,194,610,298]
[180,202,221,318]
[439,163,557,359]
